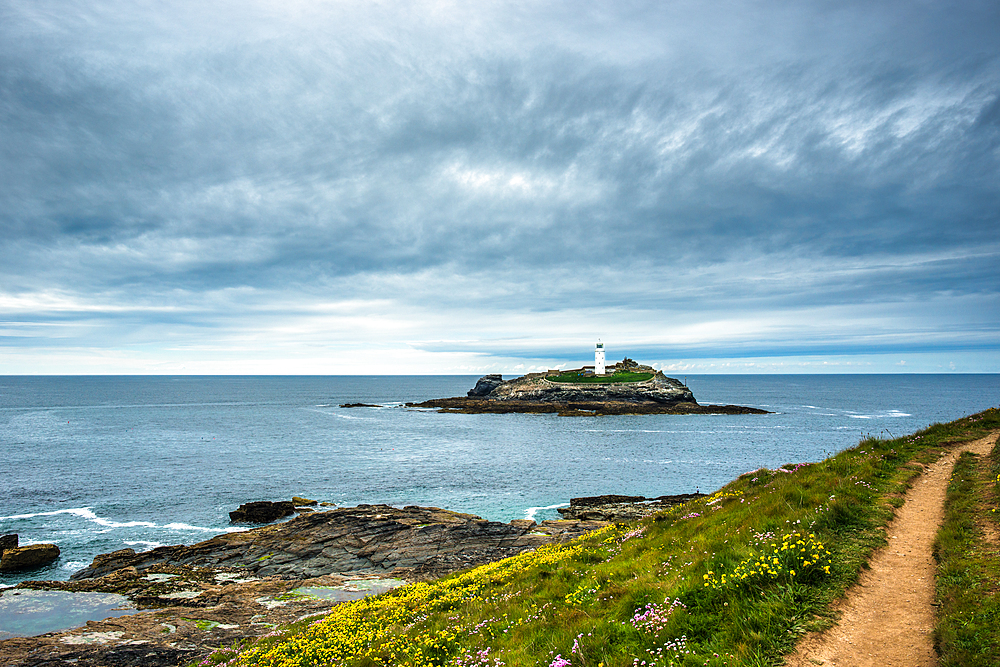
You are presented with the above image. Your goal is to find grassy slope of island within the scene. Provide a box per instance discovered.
[546,371,655,384]
[197,408,1000,667]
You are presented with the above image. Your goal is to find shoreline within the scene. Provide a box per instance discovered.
[405,397,770,415]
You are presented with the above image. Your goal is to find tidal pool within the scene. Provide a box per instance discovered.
[0,589,139,639]
[289,578,406,603]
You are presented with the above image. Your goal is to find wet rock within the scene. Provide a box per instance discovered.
[0,533,17,555]
[468,374,504,397]
[229,501,295,524]
[0,543,60,571]
[292,496,317,506]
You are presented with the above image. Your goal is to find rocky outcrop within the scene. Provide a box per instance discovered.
[73,505,605,583]
[558,493,706,521]
[1,533,17,555]
[410,360,769,415]
[468,374,504,397]
[229,500,295,524]
[485,369,695,404]
[0,543,60,571]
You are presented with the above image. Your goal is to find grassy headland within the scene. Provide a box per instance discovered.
[198,408,1000,667]
[547,371,655,384]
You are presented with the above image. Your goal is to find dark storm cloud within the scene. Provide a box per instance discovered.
[1,0,998,369]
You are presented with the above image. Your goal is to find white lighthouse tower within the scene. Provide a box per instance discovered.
[595,341,606,375]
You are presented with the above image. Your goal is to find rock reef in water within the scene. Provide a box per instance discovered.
[411,359,769,415]
[228,500,296,524]
[0,537,60,572]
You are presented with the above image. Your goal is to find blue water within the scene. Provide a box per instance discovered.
[2,374,998,588]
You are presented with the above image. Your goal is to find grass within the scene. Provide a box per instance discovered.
[547,371,654,384]
[933,424,1000,667]
[194,407,1000,667]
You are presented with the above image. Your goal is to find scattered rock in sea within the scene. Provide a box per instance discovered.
[0,543,60,571]
[557,493,706,521]
[292,496,317,506]
[340,402,383,408]
[228,501,295,524]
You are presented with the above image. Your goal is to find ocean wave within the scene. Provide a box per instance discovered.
[0,508,240,534]
[523,503,568,522]
[1,507,101,522]
[847,410,912,419]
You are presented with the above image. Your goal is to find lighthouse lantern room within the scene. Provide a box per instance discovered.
[595,341,606,375]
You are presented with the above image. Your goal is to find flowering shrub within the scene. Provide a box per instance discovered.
[453,647,504,666]
[703,532,832,590]
[564,580,600,606]
[628,599,686,634]
[632,634,690,667]
[705,490,742,506]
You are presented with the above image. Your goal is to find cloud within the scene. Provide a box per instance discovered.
[0,1,998,372]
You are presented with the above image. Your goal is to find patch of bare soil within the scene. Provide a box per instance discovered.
[785,431,999,667]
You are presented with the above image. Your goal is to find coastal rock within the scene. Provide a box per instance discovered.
[0,533,17,555]
[9,504,608,666]
[468,374,504,397]
[229,501,295,524]
[2,571,403,667]
[292,496,317,506]
[557,493,705,521]
[72,505,606,583]
[0,543,60,571]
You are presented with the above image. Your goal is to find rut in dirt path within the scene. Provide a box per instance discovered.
[785,431,999,667]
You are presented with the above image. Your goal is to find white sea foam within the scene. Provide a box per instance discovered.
[162,522,245,533]
[523,503,568,522]
[848,410,912,419]
[0,507,99,521]
[123,541,164,550]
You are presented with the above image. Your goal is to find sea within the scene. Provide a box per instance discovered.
[2,374,999,589]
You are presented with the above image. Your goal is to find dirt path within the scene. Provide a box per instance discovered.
[786,431,999,667]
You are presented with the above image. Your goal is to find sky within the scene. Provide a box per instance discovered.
[1,0,998,375]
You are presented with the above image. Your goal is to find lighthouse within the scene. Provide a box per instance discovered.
[595,341,606,375]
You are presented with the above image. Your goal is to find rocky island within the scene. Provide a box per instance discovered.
[407,358,769,416]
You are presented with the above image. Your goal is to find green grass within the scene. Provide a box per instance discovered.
[933,429,1000,667]
[195,408,1000,667]
[547,371,654,384]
